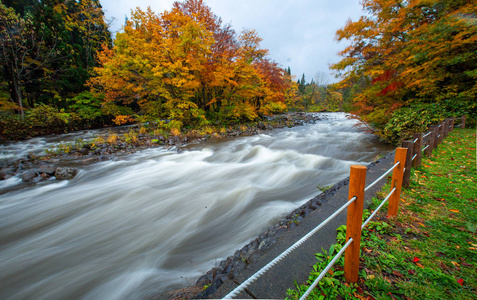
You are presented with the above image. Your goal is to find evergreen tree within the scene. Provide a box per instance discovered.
[298,73,306,94]
[0,0,112,111]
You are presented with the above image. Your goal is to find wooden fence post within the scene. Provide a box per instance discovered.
[440,121,446,142]
[388,148,407,216]
[413,133,423,168]
[450,117,455,131]
[437,123,443,145]
[443,119,449,138]
[426,129,434,158]
[461,116,466,128]
[402,140,414,188]
[432,126,439,149]
[344,165,367,283]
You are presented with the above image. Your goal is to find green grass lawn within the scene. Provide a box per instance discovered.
[287,128,477,300]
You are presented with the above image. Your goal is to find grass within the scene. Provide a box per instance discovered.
[286,128,477,300]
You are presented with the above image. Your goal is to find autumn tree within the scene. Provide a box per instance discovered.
[91,0,290,126]
[332,0,477,129]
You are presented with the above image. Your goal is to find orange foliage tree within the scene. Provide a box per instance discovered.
[331,0,477,128]
[90,0,293,126]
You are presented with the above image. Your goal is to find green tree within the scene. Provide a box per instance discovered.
[0,3,56,118]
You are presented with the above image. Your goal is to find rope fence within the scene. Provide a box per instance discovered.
[362,188,396,229]
[222,115,463,299]
[223,196,357,298]
[299,238,354,300]
[364,162,399,192]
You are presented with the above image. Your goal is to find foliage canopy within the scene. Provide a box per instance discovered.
[331,0,477,136]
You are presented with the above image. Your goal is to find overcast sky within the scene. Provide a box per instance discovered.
[100,0,364,84]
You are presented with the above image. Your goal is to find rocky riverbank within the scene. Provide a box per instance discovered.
[0,112,322,189]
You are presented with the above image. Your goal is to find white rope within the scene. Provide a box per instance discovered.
[438,124,442,128]
[223,196,357,299]
[299,238,354,300]
[362,188,396,229]
[364,162,400,192]
[412,154,417,161]
[422,145,429,152]
[437,134,441,138]
[413,138,418,143]
[423,132,431,138]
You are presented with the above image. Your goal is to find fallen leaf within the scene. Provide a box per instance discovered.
[408,269,416,275]
[366,274,375,280]
[451,261,460,267]
[416,262,425,268]
[412,257,420,263]
[457,279,464,286]
[328,269,334,276]
[449,209,460,213]
[418,223,426,227]
[392,270,404,277]
[469,247,477,250]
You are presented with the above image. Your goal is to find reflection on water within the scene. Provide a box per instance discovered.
[0,113,392,299]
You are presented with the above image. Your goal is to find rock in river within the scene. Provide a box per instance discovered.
[54,167,78,180]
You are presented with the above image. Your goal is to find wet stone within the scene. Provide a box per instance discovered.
[22,170,38,182]
[38,164,56,175]
[55,167,78,180]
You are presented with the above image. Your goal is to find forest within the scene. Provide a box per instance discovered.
[0,0,475,144]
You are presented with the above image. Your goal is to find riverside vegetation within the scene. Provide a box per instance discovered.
[0,112,319,184]
[1,0,475,145]
[286,128,477,299]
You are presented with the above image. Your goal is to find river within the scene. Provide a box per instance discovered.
[0,113,392,299]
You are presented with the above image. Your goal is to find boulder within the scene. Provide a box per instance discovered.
[54,167,78,180]
[38,164,57,175]
[22,170,39,182]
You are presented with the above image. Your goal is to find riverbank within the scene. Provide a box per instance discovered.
[169,146,397,299]
[0,113,394,299]
[0,112,320,186]
[286,128,477,299]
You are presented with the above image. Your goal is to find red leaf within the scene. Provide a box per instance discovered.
[408,269,416,275]
[457,279,464,286]
[412,257,420,263]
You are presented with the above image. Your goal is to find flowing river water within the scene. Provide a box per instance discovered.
[0,113,393,299]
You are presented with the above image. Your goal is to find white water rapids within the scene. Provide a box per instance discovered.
[0,113,392,299]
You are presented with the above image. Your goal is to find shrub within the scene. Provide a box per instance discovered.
[380,104,446,145]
